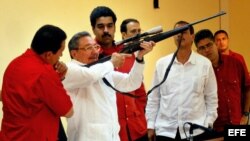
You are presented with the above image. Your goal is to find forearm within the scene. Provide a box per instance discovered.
[205,66,218,124]
[113,61,144,92]
[243,88,250,112]
[63,61,114,89]
[240,88,250,124]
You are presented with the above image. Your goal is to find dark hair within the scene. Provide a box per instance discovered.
[68,31,91,58]
[120,18,139,33]
[31,24,66,54]
[90,6,117,28]
[194,29,214,47]
[214,29,228,38]
[174,20,194,35]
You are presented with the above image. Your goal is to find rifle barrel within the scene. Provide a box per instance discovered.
[86,11,226,67]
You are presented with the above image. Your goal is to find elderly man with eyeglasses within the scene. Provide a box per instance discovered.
[62,31,154,141]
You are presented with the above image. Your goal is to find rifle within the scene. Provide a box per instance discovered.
[85,11,226,67]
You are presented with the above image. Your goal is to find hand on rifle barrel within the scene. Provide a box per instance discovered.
[136,41,155,60]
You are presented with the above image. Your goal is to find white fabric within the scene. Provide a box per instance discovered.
[146,51,218,139]
[63,59,144,141]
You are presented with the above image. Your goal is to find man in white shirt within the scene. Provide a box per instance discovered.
[62,31,154,141]
[146,21,218,141]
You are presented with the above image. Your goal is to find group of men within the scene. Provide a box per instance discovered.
[0,5,250,141]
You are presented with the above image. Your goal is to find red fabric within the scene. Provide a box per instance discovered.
[99,44,147,141]
[229,50,245,65]
[0,49,72,141]
[213,55,250,132]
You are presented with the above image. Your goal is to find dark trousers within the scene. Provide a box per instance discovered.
[126,125,149,141]
[58,119,67,141]
[135,133,149,141]
[156,129,188,141]
[156,129,212,141]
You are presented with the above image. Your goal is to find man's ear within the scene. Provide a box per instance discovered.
[191,34,195,40]
[70,50,77,58]
[44,51,53,59]
[42,51,54,64]
[121,32,126,39]
[40,51,54,65]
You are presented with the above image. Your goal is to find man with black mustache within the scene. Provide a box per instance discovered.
[90,6,121,59]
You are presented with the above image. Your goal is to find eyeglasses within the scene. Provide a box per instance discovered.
[197,42,214,51]
[77,44,100,52]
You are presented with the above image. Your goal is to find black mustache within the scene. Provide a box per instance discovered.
[102,33,111,38]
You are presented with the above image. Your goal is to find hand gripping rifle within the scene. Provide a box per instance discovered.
[85,11,226,67]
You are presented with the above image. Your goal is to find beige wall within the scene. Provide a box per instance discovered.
[0,0,249,130]
[228,0,250,68]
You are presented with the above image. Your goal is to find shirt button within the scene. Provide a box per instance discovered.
[126,118,129,120]
[125,105,128,108]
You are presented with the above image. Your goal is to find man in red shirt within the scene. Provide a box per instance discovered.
[0,25,73,141]
[195,29,250,133]
[214,29,250,125]
[90,6,154,141]
[118,18,148,141]
[214,30,248,69]
[120,18,147,116]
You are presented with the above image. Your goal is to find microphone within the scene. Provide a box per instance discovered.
[115,25,163,46]
[187,122,215,133]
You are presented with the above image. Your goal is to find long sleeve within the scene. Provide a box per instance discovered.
[204,62,218,126]
[63,61,114,90]
[146,67,161,129]
[109,61,144,92]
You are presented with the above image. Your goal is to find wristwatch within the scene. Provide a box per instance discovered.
[135,57,144,63]
[243,112,250,116]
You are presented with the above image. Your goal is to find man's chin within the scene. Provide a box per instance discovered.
[102,37,113,42]
[89,59,98,63]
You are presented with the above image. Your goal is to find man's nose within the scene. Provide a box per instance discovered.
[104,26,109,32]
